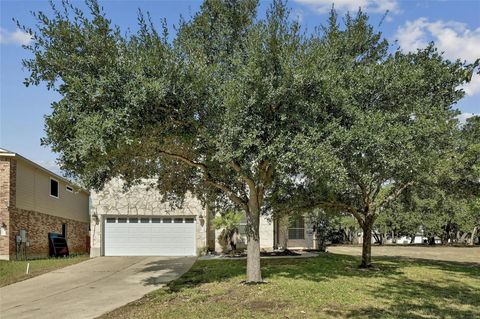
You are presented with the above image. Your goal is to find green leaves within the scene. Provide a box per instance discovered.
[21,1,477,233]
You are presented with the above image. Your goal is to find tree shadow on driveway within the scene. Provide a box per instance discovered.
[136,257,197,287]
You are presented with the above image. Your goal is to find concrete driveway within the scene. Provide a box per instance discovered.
[0,256,196,319]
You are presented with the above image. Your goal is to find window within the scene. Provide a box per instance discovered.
[152,218,161,223]
[140,218,150,223]
[238,214,248,235]
[118,218,127,223]
[66,186,73,192]
[185,218,194,223]
[129,218,138,223]
[288,217,305,240]
[50,179,59,198]
[174,218,183,223]
[163,218,172,223]
[106,218,116,223]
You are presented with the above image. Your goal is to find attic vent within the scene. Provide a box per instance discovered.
[66,186,73,192]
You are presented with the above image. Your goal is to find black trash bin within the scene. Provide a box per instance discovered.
[48,232,69,257]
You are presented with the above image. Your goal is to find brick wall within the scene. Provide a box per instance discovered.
[0,157,14,258]
[9,208,89,259]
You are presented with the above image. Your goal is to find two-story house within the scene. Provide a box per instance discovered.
[0,148,90,260]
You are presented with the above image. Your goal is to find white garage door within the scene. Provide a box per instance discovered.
[104,216,196,256]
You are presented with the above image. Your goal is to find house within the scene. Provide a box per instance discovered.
[90,179,318,257]
[0,148,90,260]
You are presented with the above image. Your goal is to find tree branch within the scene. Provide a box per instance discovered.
[278,200,365,229]
[376,181,415,212]
[204,180,248,211]
[230,161,256,190]
[158,150,207,171]
[159,150,248,210]
[257,160,273,208]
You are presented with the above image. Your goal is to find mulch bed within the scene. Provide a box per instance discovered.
[220,249,302,258]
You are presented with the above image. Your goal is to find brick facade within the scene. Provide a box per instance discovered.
[0,157,13,258]
[9,208,89,258]
[0,155,89,260]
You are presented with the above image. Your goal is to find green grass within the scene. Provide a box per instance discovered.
[101,254,480,319]
[0,255,89,287]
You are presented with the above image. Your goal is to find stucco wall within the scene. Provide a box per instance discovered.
[277,215,317,250]
[90,178,208,256]
[15,160,89,223]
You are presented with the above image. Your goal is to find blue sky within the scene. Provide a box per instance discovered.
[1,0,479,175]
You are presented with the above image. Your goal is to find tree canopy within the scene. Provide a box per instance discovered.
[270,10,478,266]
[20,0,478,277]
[21,0,314,282]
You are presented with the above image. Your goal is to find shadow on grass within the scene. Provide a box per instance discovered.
[325,276,480,319]
[150,253,480,318]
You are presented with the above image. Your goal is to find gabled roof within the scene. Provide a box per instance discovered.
[0,147,89,195]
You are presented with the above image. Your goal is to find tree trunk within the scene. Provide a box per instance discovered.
[246,230,261,282]
[352,227,359,245]
[372,232,380,244]
[459,232,469,244]
[410,235,415,244]
[277,215,289,250]
[245,197,262,283]
[360,219,373,268]
[470,227,478,246]
[346,229,353,244]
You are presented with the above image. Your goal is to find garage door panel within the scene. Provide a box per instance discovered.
[104,216,196,256]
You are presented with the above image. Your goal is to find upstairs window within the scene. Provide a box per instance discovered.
[288,216,305,240]
[50,179,59,198]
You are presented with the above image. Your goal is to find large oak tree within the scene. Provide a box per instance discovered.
[273,10,478,267]
[20,0,313,282]
[20,0,477,275]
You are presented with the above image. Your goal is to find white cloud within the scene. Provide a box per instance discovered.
[395,18,480,61]
[293,8,305,23]
[294,0,401,15]
[0,28,32,46]
[456,112,476,125]
[396,18,480,96]
[461,74,480,97]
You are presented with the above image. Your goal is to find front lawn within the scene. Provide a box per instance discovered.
[0,255,89,287]
[101,253,480,319]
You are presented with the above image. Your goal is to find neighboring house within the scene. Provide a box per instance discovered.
[90,179,317,257]
[0,148,90,260]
